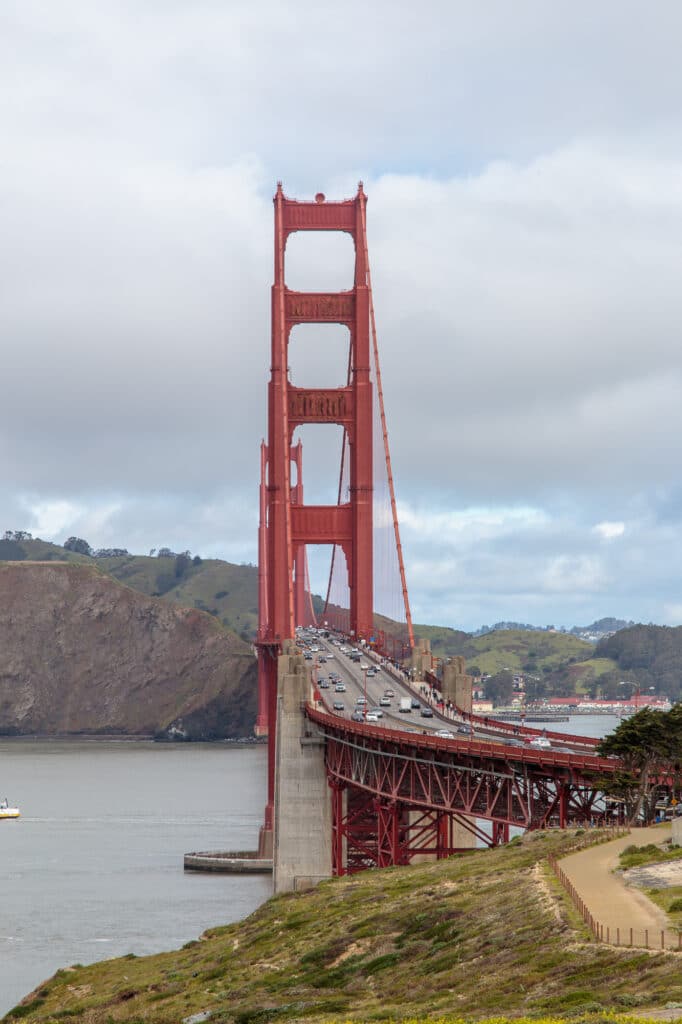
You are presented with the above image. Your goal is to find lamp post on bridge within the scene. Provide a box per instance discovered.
[363,665,369,721]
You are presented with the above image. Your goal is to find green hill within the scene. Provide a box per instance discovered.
[416,625,594,676]
[6,537,679,700]
[16,540,259,642]
[595,624,682,702]
[9,829,680,1023]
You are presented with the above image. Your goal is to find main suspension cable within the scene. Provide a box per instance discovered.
[359,200,415,649]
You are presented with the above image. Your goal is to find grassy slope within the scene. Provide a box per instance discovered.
[11,830,682,1023]
[416,627,597,676]
[20,542,259,641]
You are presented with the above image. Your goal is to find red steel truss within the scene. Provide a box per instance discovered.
[308,707,621,874]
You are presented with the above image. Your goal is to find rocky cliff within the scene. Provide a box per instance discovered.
[0,562,257,739]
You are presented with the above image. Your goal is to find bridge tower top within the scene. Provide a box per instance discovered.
[263,183,373,646]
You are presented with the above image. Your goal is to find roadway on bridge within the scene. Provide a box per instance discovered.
[302,631,454,735]
[299,630,602,763]
[301,631,523,745]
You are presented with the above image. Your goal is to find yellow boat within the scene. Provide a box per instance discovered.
[0,798,20,819]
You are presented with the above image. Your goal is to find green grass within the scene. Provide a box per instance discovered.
[646,885,682,926]
[9,830,682,1024]
[618,843,682,870]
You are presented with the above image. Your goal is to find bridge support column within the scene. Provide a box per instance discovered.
[442,656,473,713]
[410,637,434,680]
[273,642,332,893]
[441,657,477,850]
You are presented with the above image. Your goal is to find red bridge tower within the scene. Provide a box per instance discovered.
[256,184,373,853]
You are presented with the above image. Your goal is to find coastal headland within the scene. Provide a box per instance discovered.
[8,828,681,1023]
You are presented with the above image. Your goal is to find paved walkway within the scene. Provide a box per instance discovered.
[559,824,676,945]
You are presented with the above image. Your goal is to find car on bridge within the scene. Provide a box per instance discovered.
[529,736,551,749]
[379,696,391,706]
[457,724,473,735]
[351,710,365,722]
[365,713,380,722]
[368,706,383,717]
[384,688,395,698]
[318,678,329,688]
[332,701,345,711]
[355,696,367,705]
[434,729,455,739]
[334,683,346,692]
[411,698,421,709]
[420,707,434,718]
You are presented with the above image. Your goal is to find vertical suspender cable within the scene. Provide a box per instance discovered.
[359,202,415,650]
[304,547,317,627]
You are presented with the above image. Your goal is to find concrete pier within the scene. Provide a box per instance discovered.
[273,642,332,893]
[184,851,272,873]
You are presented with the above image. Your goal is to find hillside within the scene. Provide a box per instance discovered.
[595,624,682,702]
[15,539,260,641]
[0,562,256,739]
[4,536,679,702]
[9,829,681,1023]
[416,625,594,677]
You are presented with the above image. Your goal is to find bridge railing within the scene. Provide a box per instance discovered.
[423,669,600,749]
[306,703,618,773]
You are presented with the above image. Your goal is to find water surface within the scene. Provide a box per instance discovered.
[0,740,270,1016]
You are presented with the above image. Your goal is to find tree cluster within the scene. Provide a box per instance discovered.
[3,530,33,542]
[595,625,682,702]
[596,705,682,824]
[63,536,92,556]
[483,670,515,707]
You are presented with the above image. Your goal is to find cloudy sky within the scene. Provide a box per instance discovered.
[3,1,682,631]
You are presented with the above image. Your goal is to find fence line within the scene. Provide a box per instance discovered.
[548,844,681,952]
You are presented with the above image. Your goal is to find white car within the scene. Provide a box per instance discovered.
[529,737,551,749]
[365,713,380,722]
[379,696,391,707]
[435,729,455,739]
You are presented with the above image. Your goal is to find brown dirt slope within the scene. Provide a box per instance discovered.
[0,562,256,739]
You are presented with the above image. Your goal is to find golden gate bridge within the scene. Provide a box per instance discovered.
[252,183,625,891]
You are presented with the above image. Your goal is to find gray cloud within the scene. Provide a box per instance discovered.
[3,2,682,630]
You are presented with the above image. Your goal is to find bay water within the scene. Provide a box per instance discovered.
[0,740,271,1016]
[0,716,620,1016]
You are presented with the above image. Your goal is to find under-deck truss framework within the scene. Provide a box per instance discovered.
[307,707,620,874]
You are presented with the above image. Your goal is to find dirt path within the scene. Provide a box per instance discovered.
[559,824,674,943]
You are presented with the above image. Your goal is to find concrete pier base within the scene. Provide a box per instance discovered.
[273,642,332,893]
[184,850,273,873]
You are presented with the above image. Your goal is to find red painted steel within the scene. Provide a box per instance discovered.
[306,706,622,873]
[256,184,377,842]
